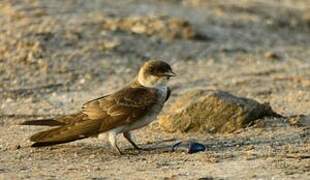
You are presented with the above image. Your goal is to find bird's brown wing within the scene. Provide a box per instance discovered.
[20,113,88,126]
[82,87,158,132]
[30,87,158,146]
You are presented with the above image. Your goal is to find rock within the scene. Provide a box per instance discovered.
[10,144,21,150]
[264,51,280,60]
[159,89,279,133]
[100,38,120,51]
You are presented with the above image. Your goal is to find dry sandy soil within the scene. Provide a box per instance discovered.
[0,0,309,179]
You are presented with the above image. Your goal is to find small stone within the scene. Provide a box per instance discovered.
[12,144,21,150]
[79,78,86,84]
[101,39,120,51]
[288,115,310,127]
[264,51,280,60]
[5,98,13,103]
[245,145,255,150]
[131,24,147,34]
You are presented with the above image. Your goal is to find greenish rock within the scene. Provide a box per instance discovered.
[159,89,279,133]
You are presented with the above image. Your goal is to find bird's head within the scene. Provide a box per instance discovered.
[138,60,176,88]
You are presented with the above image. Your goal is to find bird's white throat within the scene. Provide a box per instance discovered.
[138,71,169,88]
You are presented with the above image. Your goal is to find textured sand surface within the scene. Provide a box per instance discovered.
[0,0,309,179]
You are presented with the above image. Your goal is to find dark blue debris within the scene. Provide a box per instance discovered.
[188,142,206,154]
[172,141,206,154]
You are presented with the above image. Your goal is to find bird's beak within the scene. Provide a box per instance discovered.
[163,71,176,77]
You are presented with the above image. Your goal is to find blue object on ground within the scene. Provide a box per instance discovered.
[172,141,206,154]
[188,142,206,154]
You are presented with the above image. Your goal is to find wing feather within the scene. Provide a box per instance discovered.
[82,87,158,125]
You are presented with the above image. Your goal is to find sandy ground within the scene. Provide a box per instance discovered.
[0,0,309,179]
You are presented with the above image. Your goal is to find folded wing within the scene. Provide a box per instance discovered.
[28,86,158,147]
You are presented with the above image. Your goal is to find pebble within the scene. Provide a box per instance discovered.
[264,51,280,60]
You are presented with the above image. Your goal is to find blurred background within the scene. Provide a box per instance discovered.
[0,0,309,179]
[1,0,309,116]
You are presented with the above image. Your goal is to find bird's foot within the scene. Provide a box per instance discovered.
[114,149,123,156]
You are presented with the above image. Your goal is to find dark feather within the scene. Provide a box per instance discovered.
[20,119,65,126]
[165,87,171,102]
[31,141,69,147]
[30,119,102,147]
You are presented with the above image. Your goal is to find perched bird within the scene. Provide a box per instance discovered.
[21,60,175,154]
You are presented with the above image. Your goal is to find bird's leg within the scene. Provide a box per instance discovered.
[123,131,142,150]
[108,132,122,155]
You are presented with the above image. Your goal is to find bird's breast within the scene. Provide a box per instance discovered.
[156,86,169,104]
[116,86,168,133]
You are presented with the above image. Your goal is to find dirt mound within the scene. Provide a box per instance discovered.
[159,89,279,133]
[102,15,207,40]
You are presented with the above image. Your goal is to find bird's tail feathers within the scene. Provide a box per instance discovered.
[30,119,102,147]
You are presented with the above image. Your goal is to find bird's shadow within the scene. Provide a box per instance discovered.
[24,138,179,158]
